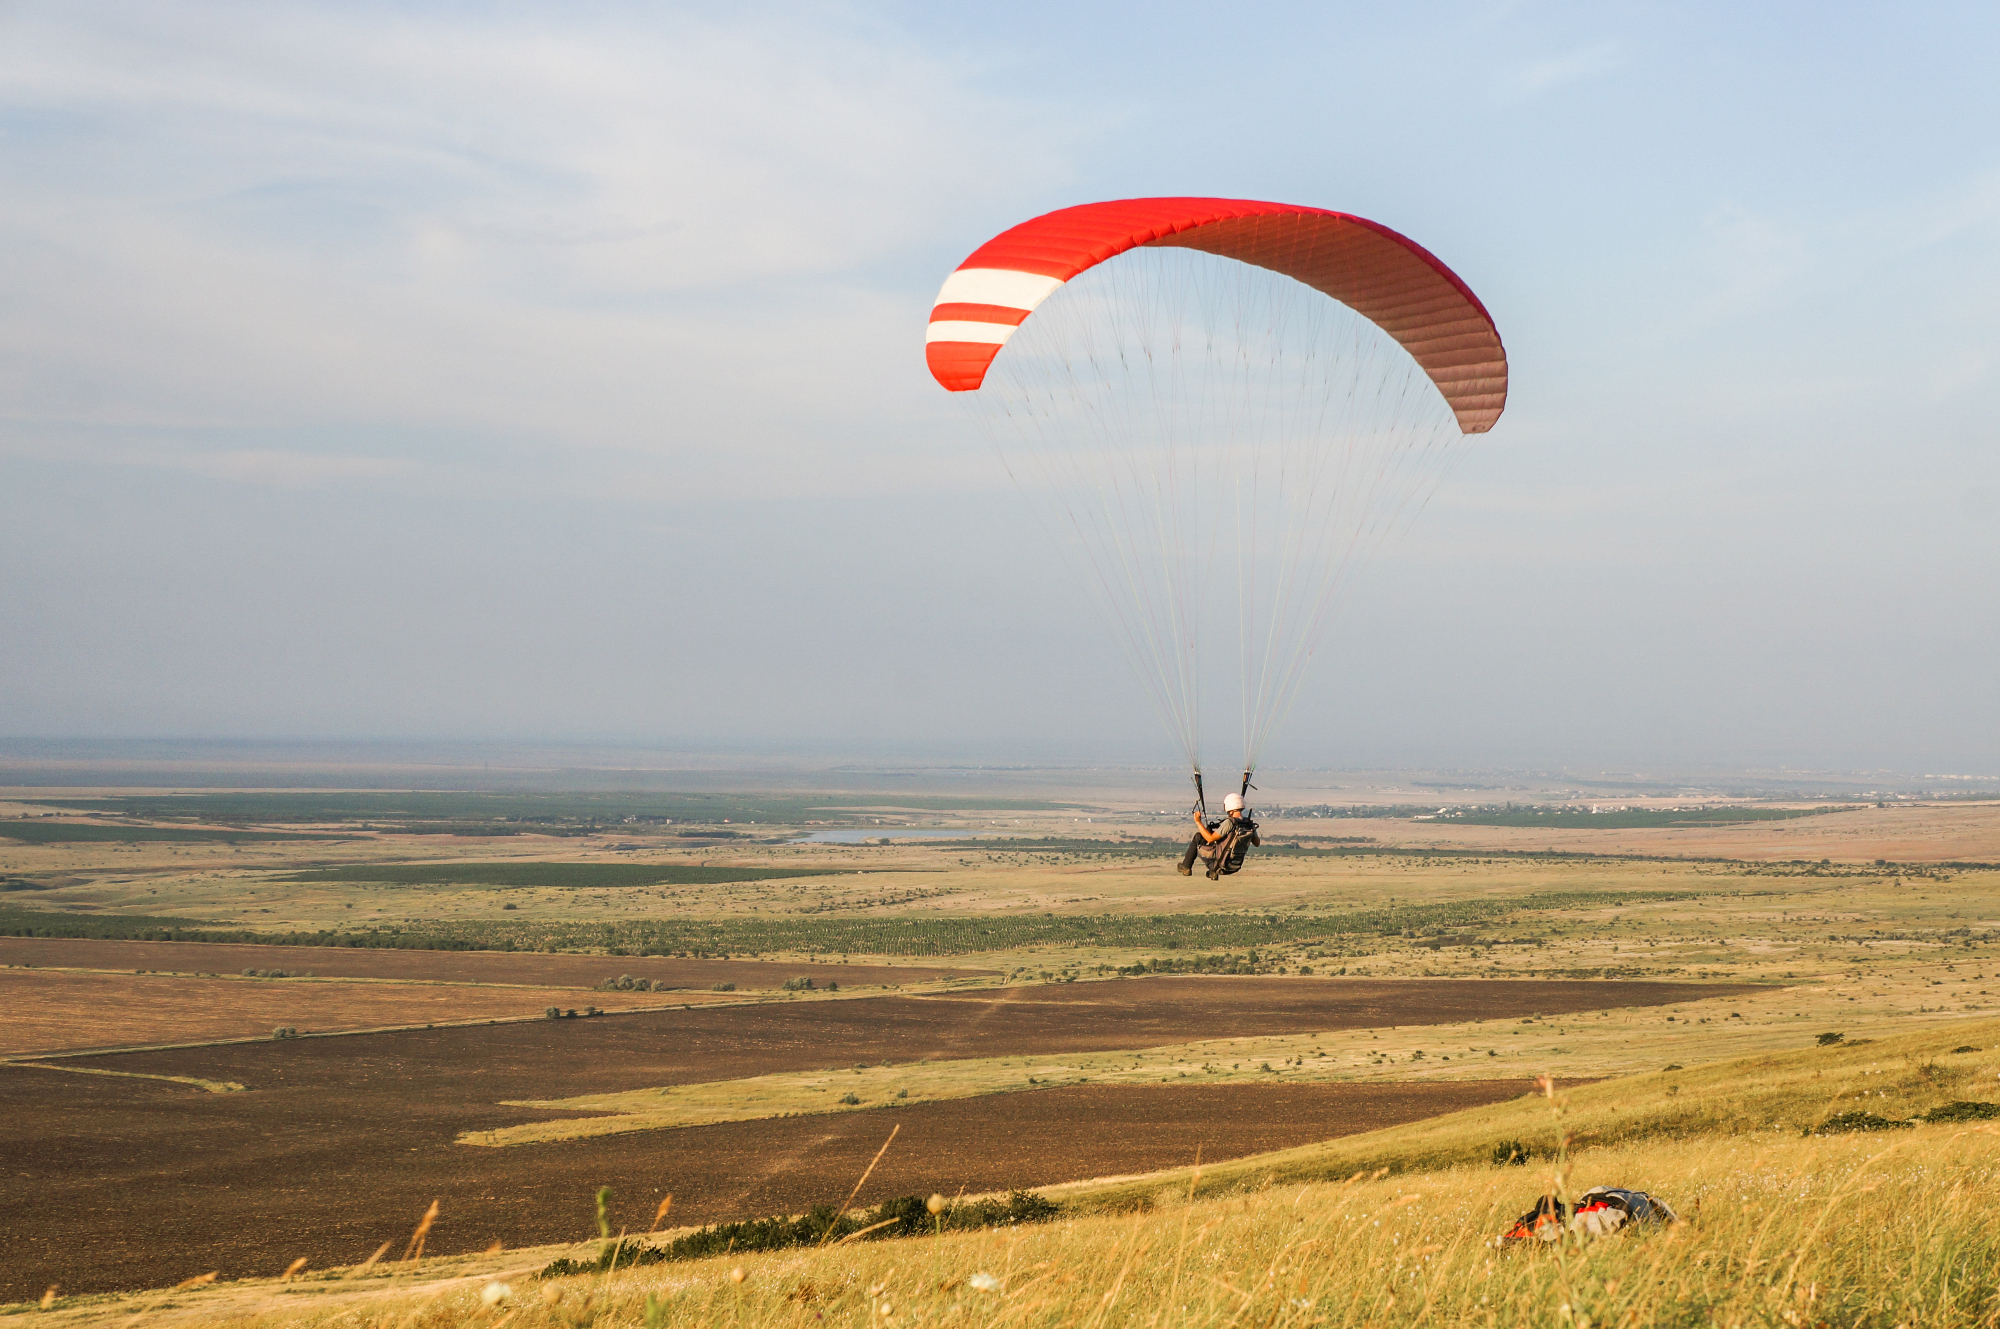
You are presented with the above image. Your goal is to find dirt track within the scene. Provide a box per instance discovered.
[0,968,719,1057]
[0,975,1752,1300]
[0,936,984,990]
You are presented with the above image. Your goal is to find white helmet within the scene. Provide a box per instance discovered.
[1223,793,1245,812]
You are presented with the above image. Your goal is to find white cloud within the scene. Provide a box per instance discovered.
[1896,169,2000,251]
[1504,39,1627,99]
[0,2,1089,496]
[171,448,418,489]
[1689,201,1811,312]
[0,431,426,489]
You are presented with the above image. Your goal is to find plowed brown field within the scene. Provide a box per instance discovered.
[0,976,1751,1300]
[1,1076,1532,1300]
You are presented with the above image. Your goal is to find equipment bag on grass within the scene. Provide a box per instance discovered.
[1501,1187,1677,1244]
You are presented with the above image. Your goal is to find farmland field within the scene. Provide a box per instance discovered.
[0,975,1729,1299]
[13,790,1069,829]
[0,1061,1536,1302]
[1425,805,1839,828]
[1,784,1996,1311]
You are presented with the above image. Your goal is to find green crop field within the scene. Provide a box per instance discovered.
[272,862,863,888]
[0,821,346,844]
[0,906,223,938]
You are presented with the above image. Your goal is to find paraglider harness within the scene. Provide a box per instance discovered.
[1180,771,1260,880]
[1499,1187,1677,1245]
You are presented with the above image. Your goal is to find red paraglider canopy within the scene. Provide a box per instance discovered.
[925,197,1507,434]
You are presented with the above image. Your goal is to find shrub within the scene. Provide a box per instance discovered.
[541,1190,1060,1276]
[839,1092,861,1105]
[1818,1032,1846,1046]
[1921,1101,2000,1123]
[712,982,736,992]
[272,1026,298,1040]
[1810,1111,1913,1135]
[1491,1140,1532,1166]
[544,1007,561,1019]
[782,976,816,992]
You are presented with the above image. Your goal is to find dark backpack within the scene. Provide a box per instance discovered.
[1201,817,1258,877]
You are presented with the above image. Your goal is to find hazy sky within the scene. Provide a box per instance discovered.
[2,2,1995,774]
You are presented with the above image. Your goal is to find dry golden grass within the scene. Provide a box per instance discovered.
[454,1129,2000,1328]
[1057,1017,2000,1211]
[96,1114,2000,1329]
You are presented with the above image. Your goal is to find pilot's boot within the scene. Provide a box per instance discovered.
[1176,836,1200,876]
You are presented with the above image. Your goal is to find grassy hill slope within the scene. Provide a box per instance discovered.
[28,1018,2000,1327]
